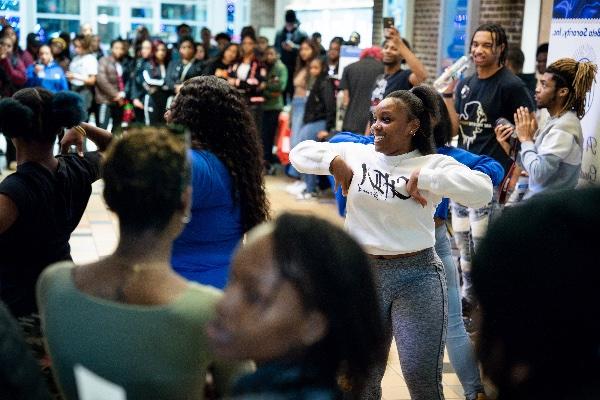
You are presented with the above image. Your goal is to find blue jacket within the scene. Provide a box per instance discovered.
[26,62,69,93]
[327,132,504,218]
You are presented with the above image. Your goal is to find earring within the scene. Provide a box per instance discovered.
[411,130,416,136]
[181,212,191,224]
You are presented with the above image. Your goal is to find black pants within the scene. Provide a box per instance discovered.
[97,103,124,133]
[261,110,280,165]
[144,91,170,126]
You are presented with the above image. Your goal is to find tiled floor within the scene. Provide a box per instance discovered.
[0,165,466,399]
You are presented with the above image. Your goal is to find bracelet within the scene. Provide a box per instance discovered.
[442,92,453,98]
[73,125,86,137]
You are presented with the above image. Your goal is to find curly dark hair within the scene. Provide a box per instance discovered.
[169,75,269,232]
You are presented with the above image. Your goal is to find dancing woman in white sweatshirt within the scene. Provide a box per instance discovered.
[290,86,492,400]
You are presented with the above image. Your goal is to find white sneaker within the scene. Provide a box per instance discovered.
[296,190,316,200]
[285,181,307,195]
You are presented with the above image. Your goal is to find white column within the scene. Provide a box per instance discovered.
[521,0,541,73]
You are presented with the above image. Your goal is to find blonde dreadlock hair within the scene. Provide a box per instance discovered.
[546,58,597,119]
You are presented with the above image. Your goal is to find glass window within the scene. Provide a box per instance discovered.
[161,3,196,20]
[131,7,152,18]
[97,5,119,16]
[37,18,79,38]
[0,0,19,11]
[97,21,119,45]
[37,0,80,14]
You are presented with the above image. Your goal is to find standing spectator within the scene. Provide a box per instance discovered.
[130,39,153,122]
[95,39,132,133]
[79,22,93,37]
[256,36,269,61]
[200,27,219,59]
[326,37,344,78]
[0,32,26,170]
[22,33,41,67]
[340,47,384,133]
[497,58,597,198]
[167,76,269,289]
[535,43,548,77]
[202,42,239,78]
[293,57,337,200]
[506,47,536,98]
[50,36,70,72]
[274,9,308,103]
[132,25,151,58]
[0,33,26,97]
[472,188,600,400]
[228,33,267,133]
[0,25,28,67]
[215,32,231,53]
[66,34,98,115]
[368,28,428,132]
[261,46,288,172]
[165,36,203,96]
[25,44,69,93]
[170,23,192,63]
[312,32,326,56]
[139,40,171,125]
[443,23,535,314]
[90,35,104,60]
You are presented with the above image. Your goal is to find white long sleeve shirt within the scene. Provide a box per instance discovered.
[290,141,493,255]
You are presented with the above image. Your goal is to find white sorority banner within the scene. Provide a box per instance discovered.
[548,1,600,186]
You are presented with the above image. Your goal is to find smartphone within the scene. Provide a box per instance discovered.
[383,17,395,29]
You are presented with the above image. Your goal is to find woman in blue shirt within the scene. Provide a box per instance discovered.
[166,76,269,289]
[25,45,68,93]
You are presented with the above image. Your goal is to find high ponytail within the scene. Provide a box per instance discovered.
[0,88,86,143]
[547,58,597,119]
[385,85,439,155]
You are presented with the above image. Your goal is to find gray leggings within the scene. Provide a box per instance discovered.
[363,248,448,400]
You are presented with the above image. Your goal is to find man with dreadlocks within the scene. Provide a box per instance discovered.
[443,23,535,321]
[505,58,596,198]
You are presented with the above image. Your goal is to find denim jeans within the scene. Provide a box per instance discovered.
[363,248,447,400]
[450,192,495,303]
[435,224,483,400]
[286,96,308,179]
[294,119,326,193]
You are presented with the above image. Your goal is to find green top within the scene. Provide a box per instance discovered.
[37,261,247,400]
[262,60,288,111]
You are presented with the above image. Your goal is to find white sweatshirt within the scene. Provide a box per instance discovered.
[290,141,493,255]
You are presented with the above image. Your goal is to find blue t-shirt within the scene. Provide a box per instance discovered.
[171,149,242,289]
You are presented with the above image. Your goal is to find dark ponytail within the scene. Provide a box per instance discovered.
[385,85,439,155]
[0,88,86,143]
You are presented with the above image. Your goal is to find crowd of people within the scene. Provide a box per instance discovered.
[0,9,599,400]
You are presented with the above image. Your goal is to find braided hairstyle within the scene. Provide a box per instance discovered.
[385,85,439,155]
[169,75,270,232]
[546,58,597,119]
[0,88,86,143]
[471,23,509,66]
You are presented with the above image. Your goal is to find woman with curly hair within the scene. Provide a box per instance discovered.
[167,75,269,289]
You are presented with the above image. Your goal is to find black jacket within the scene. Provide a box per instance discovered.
[303,75,337,131]
[165,59,203,91]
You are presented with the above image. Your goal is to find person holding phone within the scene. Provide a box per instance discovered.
[366,26,428,133]
[25,44,68,93]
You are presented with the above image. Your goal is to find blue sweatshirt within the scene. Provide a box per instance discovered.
[26,62,69,93]
[327,132,504,218]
